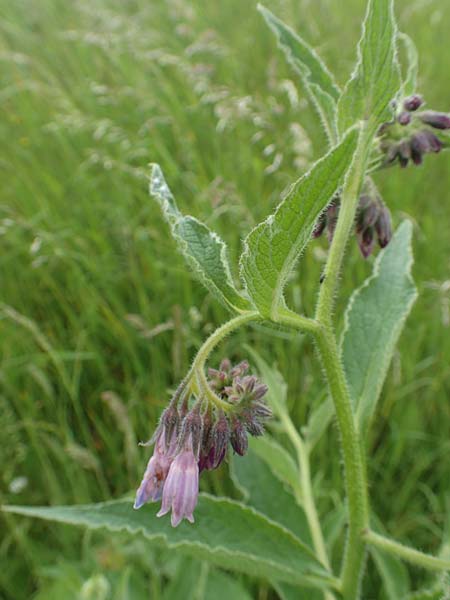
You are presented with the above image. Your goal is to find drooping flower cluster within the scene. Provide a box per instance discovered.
[134,359,270,527]
[314,190,392,258]
[379,95,450,167]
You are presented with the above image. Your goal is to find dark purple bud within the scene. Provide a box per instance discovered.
[178,405,203,458]
[398,140,411,168]
[208,411,229,469]
[161,404,180,450]
[241,408,265,437]
[403,95,423,112]
[200,407,214,455]
[422,130,442,153]
[326,202,340,241]
[397,111,411,126]
[358,227,375,259]
[252,383,269,401]
[419,111,450,130]
[375,205,392,249]
[356,195,380,234]
[313,212,327,238]
[230,418,248,456]
[252,400,272,418]
[410,134,425,165]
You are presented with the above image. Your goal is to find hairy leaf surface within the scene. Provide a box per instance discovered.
[3,496,331,588]
[338,0,400,135]
[150,164,251,312]
[258,5,339,144]
[240,128,358,318]
[342,221,417,431]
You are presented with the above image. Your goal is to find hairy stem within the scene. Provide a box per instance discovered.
[192,311,260,369]
[316,329,369,599]
[363,530,450,571]
[314,125,373,599]
[315,125,370,327]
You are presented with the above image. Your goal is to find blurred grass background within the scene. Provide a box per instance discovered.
[1,0,449,597]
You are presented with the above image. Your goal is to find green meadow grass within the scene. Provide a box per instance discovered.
[1,0,449,597]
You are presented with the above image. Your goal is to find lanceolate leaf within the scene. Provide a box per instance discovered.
[342,221,417,432]
[150,164,251,313]
[398,32,419,97]
[240,128,358,319]
[258,4,339,144]
[3,496,332,590]
[248,436,299,493]
[338,0,401,136]
[231,448,311,545]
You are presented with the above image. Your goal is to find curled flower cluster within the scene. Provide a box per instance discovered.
[380,95,450,168]
[314,191,392,258]
[134,359,270,527]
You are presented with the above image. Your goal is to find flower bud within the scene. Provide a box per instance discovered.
[207,411,229,469]
[230,418,248,456]
[398,140,411,168]
[403,95,423,112]
[313,211,327,238]
[419,111,450,130]
[357,227,375,259]
[355,195,380,234]
[375,205,392,248]
[397,111,411,126]
[178,405,203,458]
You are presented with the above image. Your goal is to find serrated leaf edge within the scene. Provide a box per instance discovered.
[2,494,331,586]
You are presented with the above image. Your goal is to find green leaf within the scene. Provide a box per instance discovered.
[338,0,401,136]
[258,4,340,144]
[303,397,334,449]
[273,581,321,600]
[231,451,332,598]
[398,32,419,97]
[240,128,359,319]
[342,221,418,431]
[3,495,332,590]
[231,449,312,548]
[204,570,253,600]
[248,436,299,494]
[150,164,251,313]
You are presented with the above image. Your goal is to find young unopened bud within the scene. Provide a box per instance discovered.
[398,140,411,168]
[419,111,450,130]
[207,411,229,469]
[179,405,203,458]
[326,202,340,241]
[423,130,442,153]
[230,418,248,456]
[161,404,180,450]
[313,211,327,238]
[358,227,375,259]
[375,205,392,248]
[410,133,428,165]
[356,195,380,234]
[398,111,411,126]
[403,95,423,112]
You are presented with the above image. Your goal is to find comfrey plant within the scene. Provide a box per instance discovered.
[134,360,270,526]
[4,1,450,598]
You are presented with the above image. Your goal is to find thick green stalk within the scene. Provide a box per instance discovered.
[316,328,369,599]
[314,125,373,599]
[315,126,370,328]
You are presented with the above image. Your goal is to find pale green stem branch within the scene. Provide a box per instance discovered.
[363,530,450,572]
